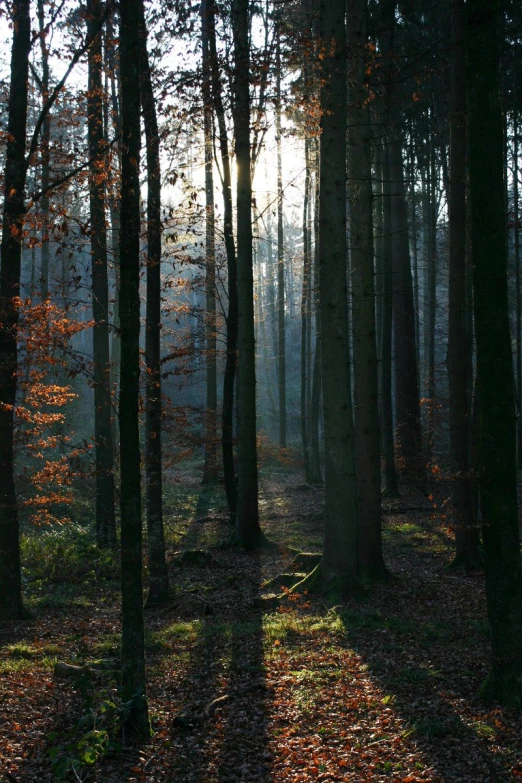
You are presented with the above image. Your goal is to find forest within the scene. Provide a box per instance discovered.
[1,0,522,780]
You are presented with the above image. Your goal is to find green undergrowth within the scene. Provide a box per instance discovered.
[21,528,118,591]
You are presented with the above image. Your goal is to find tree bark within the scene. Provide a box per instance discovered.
[276,29,286,448]
[514,110,522,470]
[139,2,169,606]
[347,0,384,577]
[309,141,323,484]
[201,0,218,484]
[37,0,51,301]
[448,0,480,568]
[119,0,150,738]
[381,141,399,497]
[301,136,312,481]
[468,0,522,705]
[232,0,262,548]
[319,0,358,588]
[87,0,116,549]
[207,0,238,519]
[0,0,31,621]
[390,130,423,484]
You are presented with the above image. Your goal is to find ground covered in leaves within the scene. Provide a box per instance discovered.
[1,467,522,782]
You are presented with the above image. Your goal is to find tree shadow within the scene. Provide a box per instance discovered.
[336,575,516,783]
[140,547,272,782]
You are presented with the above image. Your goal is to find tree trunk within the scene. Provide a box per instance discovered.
[468,0,522,705]
[319,0,358,588]
[309,142,323,484]
[87,0,116,549]
[139,2,169,606]
[447,0,480,568]
[0,0,31,621]
[390,131,423,484]
[276,30,286,448]
[232,0,261,548]
[347,0,384,577]
[37,0,51,301]
[514,110,522,470]
[201,0,218,484]
[119,0,150,738]
[301,137,312,481]
[381,141,399,497]
[423,125,437,464]
[208,0,238,518]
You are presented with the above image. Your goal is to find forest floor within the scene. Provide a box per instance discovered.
[1,464,522,783]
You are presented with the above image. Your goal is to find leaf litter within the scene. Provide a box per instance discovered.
[1,472,521,782]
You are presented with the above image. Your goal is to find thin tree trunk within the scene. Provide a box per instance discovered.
[390,131,423,484]
[208,0,238,518]
[119,0,150,738]
[424,125,437,464]
[201,0,218,484]
[37,0,51,301]
[0,0,30,621]
[276,30,287,448]
[107,13,121,410]
[319,0,358,587]
[232,0,262,548]
[381,141,398,496]
[447,0,480,568]
[468,0,522,705]
[139,2,169,606]
[347,0,384,577]
[514,111,522,469]
[309,142,323,484]
[87,0,116,549]
[301,136,311,480]
[408,131,421,383]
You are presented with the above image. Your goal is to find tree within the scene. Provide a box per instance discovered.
[347,0,384,577]
[468,0,522,705]
[87,0,116,549]
[232,0,262,548]
[275,24,287,449]
[201,0,218,485]
[207,0,238,519]
[139,0,169,606]
[119,0,151,738]
[447,0,480,568]
[0,0,31,621]
[318,0,358,588]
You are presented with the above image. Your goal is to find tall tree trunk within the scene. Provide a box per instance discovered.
[232,0,262,548]
[424,125,437,464]
[276,29,286,448]
[347,0,384,577]
[381,141,398,496]
[408,131,421,383]
[37,0,51,301]
[139,2,169,606]
[0,0,30,621]
[87,0,116,549]
[301,137,312,480]
[319,0,358,587]
[514,111,522,469]
[309,143,323,484]
[208,0,238,518]
[468,0,522,705]
[448,0,480,568]
[390,131,423,484]
[201,0,218,484]
[107,14,121,414]
[119,0,150,738]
